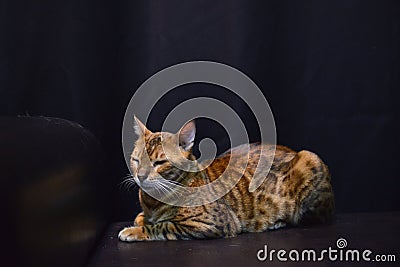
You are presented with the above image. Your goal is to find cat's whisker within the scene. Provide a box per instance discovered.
[121,173,134,179]
[119,178,131,186]
[157,183,171,197]
[146,178,185,201]
[165,179,185,186]
[119,174,133,183]
[126,180,138,190]
[118,180,129,189]
[154,180,177,197]
[158,179,183,189]
[142,179,166,199]
[151,184,162,197]
[157,181,183,198]
[158,180,193,203]
[160,179,190,193]
[153,183,170,200]
[119,174,139,191]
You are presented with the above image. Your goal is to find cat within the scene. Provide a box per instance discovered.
[118,117,334,241]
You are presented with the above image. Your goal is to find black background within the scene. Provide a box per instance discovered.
[1,0,399,221]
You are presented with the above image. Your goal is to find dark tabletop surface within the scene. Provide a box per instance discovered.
[89,212,399,267]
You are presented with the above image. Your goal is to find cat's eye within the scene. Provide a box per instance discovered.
[131,158,139,163]
[153,160,168,166]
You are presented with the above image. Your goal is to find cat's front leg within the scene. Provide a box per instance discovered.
[133,211,145,226]
[118,223,177,242]
[118,221,220,242]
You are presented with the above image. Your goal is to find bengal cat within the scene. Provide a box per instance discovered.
[118,117,334,241]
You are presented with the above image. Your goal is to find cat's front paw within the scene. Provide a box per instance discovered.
[267,221,287,230]
[118,226,148,242]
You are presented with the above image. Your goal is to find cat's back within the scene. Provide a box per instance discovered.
[204,143,334,231]
[205,143,297,177]
[207,143,328,182]
[203,143,299,199]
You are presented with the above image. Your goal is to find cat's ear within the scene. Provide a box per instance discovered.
[178,120,196,151]
[133,115,149,136]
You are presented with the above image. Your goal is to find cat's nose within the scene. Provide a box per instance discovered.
[137,167,148,181]
[137,174,147,181]
[136,169,149,181]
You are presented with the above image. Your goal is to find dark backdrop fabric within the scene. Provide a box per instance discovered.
[1,0,399,220]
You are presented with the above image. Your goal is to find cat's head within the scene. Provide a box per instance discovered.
[130,116,196,184]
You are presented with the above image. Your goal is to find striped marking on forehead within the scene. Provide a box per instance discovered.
[145,134,163,158]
